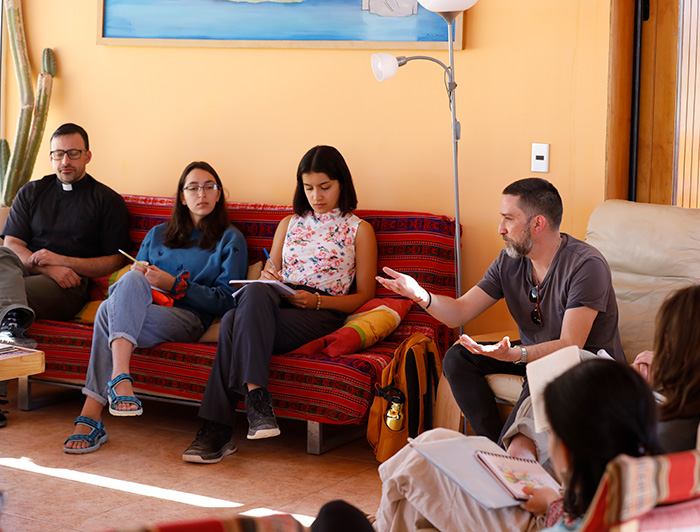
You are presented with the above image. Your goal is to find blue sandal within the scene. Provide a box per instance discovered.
[107,373,143,417]
[63,416,108,454]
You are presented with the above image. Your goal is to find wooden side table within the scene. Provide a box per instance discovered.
[0,347,45,381]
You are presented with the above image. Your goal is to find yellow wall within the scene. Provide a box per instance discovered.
[2,0,612,334]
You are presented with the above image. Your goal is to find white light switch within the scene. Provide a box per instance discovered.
[531,143,549,173]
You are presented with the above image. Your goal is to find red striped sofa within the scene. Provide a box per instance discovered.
[19,195,458,453]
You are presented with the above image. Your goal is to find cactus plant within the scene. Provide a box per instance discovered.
[0,0,56,207]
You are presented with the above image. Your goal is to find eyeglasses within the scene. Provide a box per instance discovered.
[182,184,220,194]
[528,285,544,327]
[50,149,86,160]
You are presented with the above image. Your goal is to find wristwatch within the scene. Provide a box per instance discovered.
[515,345,528,365]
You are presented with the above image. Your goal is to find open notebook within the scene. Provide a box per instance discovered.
[410,435,560,509]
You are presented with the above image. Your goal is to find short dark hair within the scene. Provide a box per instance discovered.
[292,145,358,216]
[545,359,661,519]
[163,161,230,250]
[502,178,563,229]
[50,123,89,150]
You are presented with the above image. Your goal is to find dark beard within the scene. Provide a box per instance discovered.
[504,232,533,259]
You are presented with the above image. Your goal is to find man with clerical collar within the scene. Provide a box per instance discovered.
[0,123,130,426]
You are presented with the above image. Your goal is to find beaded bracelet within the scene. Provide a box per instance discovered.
[315,292,322,310]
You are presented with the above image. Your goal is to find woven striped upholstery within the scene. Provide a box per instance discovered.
[580,450,700,531]
[27,195,457,425]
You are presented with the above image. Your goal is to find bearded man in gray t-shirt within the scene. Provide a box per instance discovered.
[377,177,623,459]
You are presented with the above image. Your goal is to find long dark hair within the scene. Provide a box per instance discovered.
[544,359,661,518]
[163,161,230,250]
[292,145,358,216]
[652,284,700,421]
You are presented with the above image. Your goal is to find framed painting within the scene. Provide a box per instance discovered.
[98,0,464,50]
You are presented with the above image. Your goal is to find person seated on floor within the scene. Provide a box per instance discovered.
[373,359,661,532]
[182,145,378,464]
[376,178,624,461]
[631,284,700,453]
[63,161,248,454]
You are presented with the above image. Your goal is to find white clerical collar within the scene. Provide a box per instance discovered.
[62,182,73,191]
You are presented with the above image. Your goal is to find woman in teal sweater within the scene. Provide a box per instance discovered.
[64,161,247,453]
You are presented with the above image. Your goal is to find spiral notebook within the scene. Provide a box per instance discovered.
[474,450,560,500]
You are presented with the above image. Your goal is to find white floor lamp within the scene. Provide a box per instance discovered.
[371,0,478,299]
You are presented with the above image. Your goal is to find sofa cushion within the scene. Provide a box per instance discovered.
[288,297,413,357]
[73,265,131,324]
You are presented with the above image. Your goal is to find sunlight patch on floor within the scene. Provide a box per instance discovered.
[241,507,315,526]
[0,457,243,508]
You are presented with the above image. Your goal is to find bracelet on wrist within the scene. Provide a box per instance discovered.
[415,290,432,309]
[315,292,322,310]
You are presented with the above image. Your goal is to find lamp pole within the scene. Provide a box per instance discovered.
[445,17,462,299]
[371,3,477,302]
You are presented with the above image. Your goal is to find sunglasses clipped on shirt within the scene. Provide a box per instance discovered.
[528,285,544,327]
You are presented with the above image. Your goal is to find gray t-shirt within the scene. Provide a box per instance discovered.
[477,233,625,361]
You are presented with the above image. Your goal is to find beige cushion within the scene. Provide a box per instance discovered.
[586,200,700,361]
[197,261,263,342]
[485,373,523,405]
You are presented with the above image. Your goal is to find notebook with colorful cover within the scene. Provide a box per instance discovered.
[474,449,561,500]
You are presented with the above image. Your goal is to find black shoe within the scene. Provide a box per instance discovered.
[245,387,280,440]
[0,411,7,428]
[182,420,236,464]
[0,311,37,349]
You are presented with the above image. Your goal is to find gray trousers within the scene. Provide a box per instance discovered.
[0,246,89,328]
[199,282,345,427]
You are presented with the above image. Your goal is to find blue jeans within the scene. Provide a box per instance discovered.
[83,271,204,405]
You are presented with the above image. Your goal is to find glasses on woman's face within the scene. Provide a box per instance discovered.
[528,286,544,327]
[182,183,219,194]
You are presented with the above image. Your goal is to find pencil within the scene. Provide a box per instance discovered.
[119,249,148,267]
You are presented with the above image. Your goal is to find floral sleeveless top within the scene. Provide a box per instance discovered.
[282,209,362,296]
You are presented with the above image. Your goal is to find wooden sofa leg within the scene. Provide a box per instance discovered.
[306,421,366,455]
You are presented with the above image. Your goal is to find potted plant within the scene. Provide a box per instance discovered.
[0,0,56,238]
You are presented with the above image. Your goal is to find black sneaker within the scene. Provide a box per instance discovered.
[182,420,236,464]
[0,311,37,349]
[245,387,280,440]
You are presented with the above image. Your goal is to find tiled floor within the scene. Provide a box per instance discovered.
[0,380,382,531]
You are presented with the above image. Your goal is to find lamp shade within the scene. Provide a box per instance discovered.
[371,53,399,82]
[417,0,478,12]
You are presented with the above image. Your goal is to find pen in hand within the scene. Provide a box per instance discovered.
[263,248,284,281]
[263,248,279,272]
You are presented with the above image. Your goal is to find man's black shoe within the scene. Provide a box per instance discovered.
[182,420,236,464]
